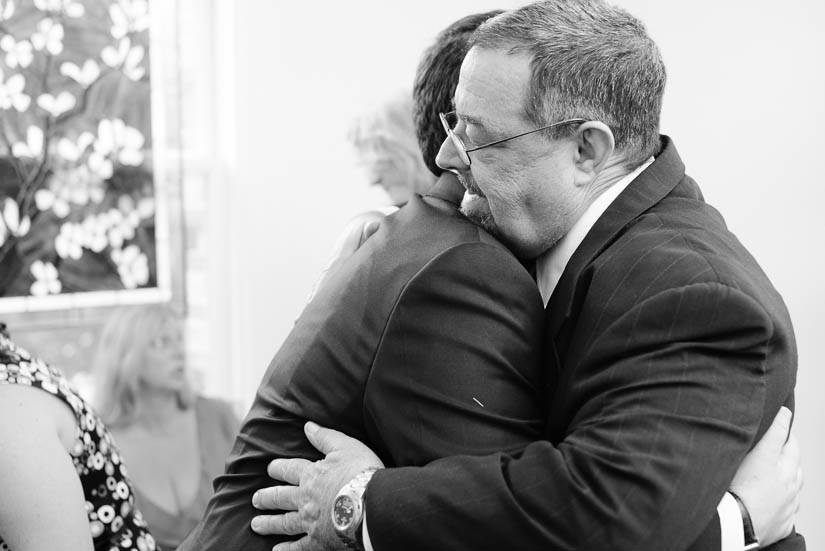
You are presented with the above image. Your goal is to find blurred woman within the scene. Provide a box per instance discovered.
[0,323,158,551]
[349,92,436,206]
[93,305,239,550]
[309,93,440,299]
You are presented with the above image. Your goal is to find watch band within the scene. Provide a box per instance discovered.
[728,490,759,551]
[332,468,379,551]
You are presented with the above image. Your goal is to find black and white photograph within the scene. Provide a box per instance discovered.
[0,0,822,550]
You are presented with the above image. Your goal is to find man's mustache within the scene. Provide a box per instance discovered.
[457,173,484,197]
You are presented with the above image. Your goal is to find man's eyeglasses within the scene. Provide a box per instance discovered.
[439,111,586,166]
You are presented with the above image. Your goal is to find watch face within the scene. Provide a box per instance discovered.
[333,495,355,529]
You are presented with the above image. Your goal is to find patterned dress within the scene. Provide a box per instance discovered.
[0,331,159,551]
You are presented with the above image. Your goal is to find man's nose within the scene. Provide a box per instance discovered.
[435,136,465,173]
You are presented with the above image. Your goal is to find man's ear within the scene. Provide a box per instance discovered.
[573,121,614,181]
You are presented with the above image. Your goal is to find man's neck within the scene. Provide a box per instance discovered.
[536,156,655,305]
[581,156,634,207]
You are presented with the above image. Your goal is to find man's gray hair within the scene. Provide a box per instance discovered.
[472,0,666,168]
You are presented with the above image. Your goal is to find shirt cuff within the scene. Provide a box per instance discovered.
[718,491,745,551]
[362,510,374,551]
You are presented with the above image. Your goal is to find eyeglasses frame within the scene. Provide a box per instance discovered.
[439,111,587,166]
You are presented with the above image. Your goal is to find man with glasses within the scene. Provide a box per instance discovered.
[255,1,803,550]
[179,10,559,551]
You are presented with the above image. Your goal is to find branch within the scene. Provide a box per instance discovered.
[0,120,24,175]
[20,160,50,219]
[14,49,56,205]
[54,66,116,127]
[15,113,51,208]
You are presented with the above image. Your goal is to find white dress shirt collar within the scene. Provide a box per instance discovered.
[536,158,654,306]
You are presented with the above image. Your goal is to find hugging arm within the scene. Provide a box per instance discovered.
[364,284,793,550]
[686,407,803,551]
[253,405,801,551]
[254,284,804,551]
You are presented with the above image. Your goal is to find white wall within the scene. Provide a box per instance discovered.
[203,0,824,546]
[629,2,825,546]
[214,0,525,406]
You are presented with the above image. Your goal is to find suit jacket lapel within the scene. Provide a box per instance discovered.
[544,136,686,358]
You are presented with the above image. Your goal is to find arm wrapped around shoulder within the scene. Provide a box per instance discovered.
[365,281,797,551]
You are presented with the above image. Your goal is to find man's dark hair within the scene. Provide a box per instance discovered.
[413,10,504,176]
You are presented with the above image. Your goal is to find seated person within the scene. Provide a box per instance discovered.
[0,323,158,551]
[92,305,239,550]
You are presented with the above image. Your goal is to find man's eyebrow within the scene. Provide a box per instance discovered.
[451,99,493,130]
[461,114,488,128]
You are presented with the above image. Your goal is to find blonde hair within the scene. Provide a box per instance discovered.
[92,304,194,428]
[349,92,435,198]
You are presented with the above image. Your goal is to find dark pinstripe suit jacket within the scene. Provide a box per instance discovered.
[177,174,547,550]
[366,137,802,551]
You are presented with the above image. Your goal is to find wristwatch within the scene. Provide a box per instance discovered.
[331,468,378,551]
[729,490,760,551]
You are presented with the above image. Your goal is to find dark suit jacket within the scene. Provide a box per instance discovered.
[177,174,546,550]
[366,137,802,551]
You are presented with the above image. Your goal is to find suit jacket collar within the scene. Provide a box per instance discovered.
[545,135,686,344]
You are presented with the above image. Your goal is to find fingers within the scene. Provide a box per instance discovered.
[778,432,803,521]
[273,536,313,551]
[777,434,801,488]
[304,421,357,455]
[253,484,302,511]
[268,458,313,485]
[250,511,304,536]
[753,406,792,454]
[783,433,803,506]
[361,219,382,244]
[781,432,800,465]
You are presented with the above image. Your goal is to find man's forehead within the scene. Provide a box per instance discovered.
[454,47,531,127]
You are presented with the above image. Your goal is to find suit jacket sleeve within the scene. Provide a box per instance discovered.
[366,282,787,551]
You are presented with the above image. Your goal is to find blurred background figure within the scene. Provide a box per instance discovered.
[0,323,158,551]
[348,91,436,207]
[309,92,439,300]
[92,305,239,550]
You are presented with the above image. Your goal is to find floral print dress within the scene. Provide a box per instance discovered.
[0,332,159,551]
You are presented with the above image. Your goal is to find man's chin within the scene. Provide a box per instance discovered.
[460,192,500,238]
